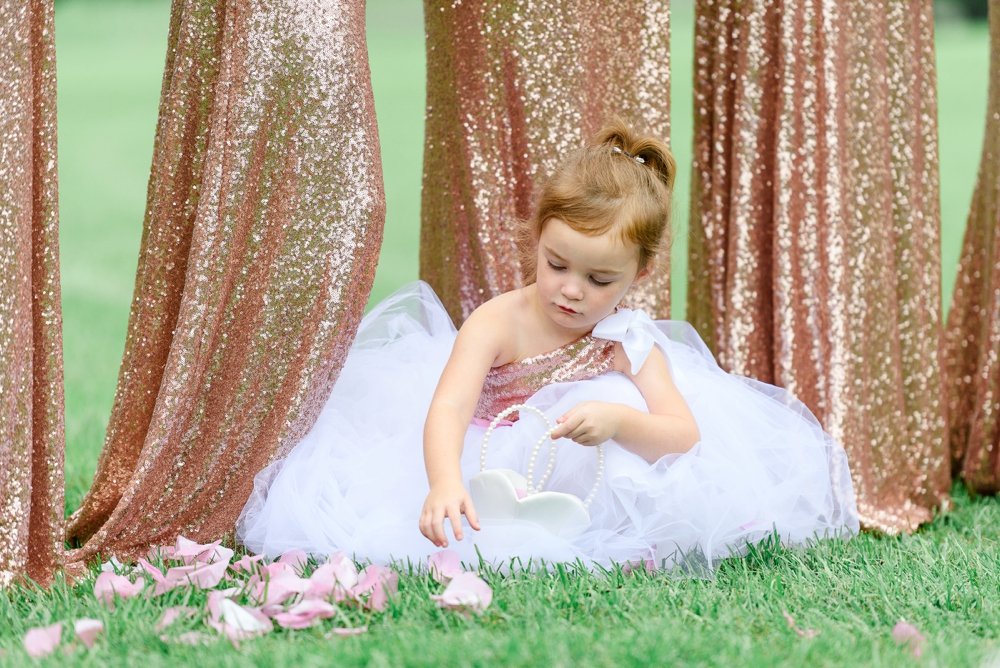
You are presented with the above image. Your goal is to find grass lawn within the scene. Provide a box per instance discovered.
[23,0,996,664]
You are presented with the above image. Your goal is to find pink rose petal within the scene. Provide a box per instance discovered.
[23,623,62,658]
[325,552,359,595]
[230,554,265,574]
[74,619,104,649]
[206,595,272,644]
[304,563,338,600]
[782,611,820,638]
[273,599,338,629]
[326,626,368,638]
[621,559,656,576]
[278,549,309,575]
[161,559,229,591]
[892,621,925,658]
[350,565,398,611]
[155,606,197,631]
[94,572,145,610]
[428,550,463,584]
[430,572,492,615]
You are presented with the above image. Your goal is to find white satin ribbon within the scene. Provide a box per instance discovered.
[592,307,658,375]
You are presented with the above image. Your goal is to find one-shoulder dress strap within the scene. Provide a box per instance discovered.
[592,307,663,375]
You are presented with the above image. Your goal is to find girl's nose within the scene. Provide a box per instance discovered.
[561,280,584,301]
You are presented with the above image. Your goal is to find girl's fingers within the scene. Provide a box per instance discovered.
[431,508,447,547]
[448,506,464,541]
[553,414,584,439]
[464,499,481,531]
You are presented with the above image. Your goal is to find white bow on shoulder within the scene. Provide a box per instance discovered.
[592,307,659,375]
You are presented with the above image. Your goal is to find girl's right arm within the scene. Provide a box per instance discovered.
[420,301,512,548]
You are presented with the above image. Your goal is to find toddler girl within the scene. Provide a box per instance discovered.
[238,120,858,573]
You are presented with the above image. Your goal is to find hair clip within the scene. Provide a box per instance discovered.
[613,145,646,164]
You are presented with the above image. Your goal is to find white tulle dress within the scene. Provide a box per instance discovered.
[237,282,859,573]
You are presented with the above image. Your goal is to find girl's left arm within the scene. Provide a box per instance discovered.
[550,344,700,462]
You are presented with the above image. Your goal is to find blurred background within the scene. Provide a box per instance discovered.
[55,0,991,513]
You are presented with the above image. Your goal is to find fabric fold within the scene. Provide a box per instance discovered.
[66,0,385,563]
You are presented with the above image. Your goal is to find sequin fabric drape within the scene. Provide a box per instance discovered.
[65,0,385,562]
[0,0,65,586]
[420,0,672,325]
[687,0,949,533]
[944,0,1000,491]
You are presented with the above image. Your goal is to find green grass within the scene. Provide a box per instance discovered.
[3,485,1000,666]
[44,0,997,664]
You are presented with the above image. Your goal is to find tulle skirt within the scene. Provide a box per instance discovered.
[237,282,859,573]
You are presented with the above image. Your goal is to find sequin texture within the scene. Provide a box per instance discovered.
[686,0,949,533]
[473,335,616,420]
[0,0,65,586]
[66,0,385,563]
[420,0,673,326]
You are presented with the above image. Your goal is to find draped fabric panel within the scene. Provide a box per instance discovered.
[0,0,65,586]
[65,0,385,563]
[420,0,673,325]
[687,0,949,533]
[944,0,1000,491]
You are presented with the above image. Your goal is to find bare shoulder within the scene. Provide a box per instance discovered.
[457,289,528,366]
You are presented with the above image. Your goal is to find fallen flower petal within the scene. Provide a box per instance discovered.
[99,556,125,573]
[782,611,820,638]
[892,621,925,658]
[155,606,197,631]
[430,572,492,615]
[230,554,265,574]
[304,563,338,600]
[74,619,104,649]
[325,626,368,638]
[207,598,272,643]
[164,559,229,590]
[325,552,359,596]
[278,549,309,575]
[351,565,399,611]
[94,572,145,610]
[273,599,337,630]
[23,623,62,658]
[428,550,462,584]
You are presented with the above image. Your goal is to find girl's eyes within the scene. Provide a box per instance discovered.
[547,260,612,286]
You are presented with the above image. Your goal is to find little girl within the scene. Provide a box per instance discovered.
[238,120,859,573]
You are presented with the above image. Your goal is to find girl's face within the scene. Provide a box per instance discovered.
[534,217,649,331]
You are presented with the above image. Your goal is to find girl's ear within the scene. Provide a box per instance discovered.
[633,264,653,284]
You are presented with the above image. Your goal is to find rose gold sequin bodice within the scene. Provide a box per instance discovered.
[472,334,616,421]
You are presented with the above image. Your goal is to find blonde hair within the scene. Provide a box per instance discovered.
[519,117,676,284]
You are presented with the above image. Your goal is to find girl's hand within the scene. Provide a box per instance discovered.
[551,401,622,446]
[419,480,481,548]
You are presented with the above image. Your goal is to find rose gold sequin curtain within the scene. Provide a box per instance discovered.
[420,0,672,324]
[65,0,385,562]
[944,0,1000,492]
[687,0,950,533]
[0,0,65,586]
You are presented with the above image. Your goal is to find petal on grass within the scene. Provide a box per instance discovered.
[230,554,265,574]
[155,606,197,631]
[94,572,145,610]
[428,550,462,584]
[278,549,309,575]
[274,599,338,630]
[892,621,925,658]
[430,572,492,615]
[325,626,368,638]
[206,595,272,644]
[23,623,62,658]
[782,611,819,638]
[74,619,104,649]
[351,565,398,611]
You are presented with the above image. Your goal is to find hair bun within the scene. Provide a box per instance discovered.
[595,116,676,191]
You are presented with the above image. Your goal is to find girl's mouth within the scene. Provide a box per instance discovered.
[558,305,579,315]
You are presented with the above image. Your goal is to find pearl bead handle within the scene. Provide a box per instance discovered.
[478,404,603,509]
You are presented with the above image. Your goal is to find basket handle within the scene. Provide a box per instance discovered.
[478,404,604,509]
